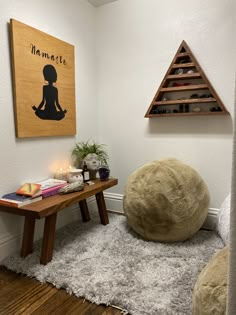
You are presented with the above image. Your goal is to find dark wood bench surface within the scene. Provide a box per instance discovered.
[0,178,118,264]
[0,178,118,219]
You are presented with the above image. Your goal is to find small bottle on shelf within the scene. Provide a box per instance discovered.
[82,162,90,182]
[184,104,189,112]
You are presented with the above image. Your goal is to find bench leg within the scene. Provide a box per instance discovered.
[21,217,36,257]
[40,213,57,265]
[95,192,109,225]
[79,199,90,222]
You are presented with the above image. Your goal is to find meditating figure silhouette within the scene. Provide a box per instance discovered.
[32,64,67,120]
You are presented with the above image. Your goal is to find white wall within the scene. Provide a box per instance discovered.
[0,0,235,260]
[96,0,236,209]
[0,0,97,258]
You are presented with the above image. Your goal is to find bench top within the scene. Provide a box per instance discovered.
[0,178,118,219]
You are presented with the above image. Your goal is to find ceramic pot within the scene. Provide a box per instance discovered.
[67,169,83,184]
[83,153,101,179]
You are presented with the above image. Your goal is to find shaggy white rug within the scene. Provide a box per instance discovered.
[2,213,224,315]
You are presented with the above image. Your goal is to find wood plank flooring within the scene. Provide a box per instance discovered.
[0,266,123,315]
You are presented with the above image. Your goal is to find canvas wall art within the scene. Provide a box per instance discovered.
[10,19,76,138]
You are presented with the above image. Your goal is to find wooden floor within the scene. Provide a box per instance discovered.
[0,266,122,315]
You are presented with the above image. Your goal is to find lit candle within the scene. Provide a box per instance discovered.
[54,168,65,181]
[53,164,74,181]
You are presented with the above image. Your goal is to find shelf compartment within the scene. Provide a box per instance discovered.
[172,63,195,68]
[176,52,189,58]
[166,73,201,80]
[147,111,228,118]
[160,84,208,92]
[154,98,217,105]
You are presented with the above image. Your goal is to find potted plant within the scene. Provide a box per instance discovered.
[72,140,109,179]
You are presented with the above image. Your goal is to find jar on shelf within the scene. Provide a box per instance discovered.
[98,165,110,181]
[67,169,83,185]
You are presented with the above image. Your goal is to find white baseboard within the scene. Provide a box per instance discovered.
[203,208,219,230]
[0,231,22,262]
[104,192,124,213]
[0,205,82,263]
[104,192,219,230]
[0,193,219,262]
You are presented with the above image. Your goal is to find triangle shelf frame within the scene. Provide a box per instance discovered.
[145,40,229,117]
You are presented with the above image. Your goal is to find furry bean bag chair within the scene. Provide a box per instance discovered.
[123,158,210,241]
[192,247,228,315]
[217,193,231,245]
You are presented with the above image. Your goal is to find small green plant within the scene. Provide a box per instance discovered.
[72,140,109,167]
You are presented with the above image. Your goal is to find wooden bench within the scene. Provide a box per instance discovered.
[0,178,118,265]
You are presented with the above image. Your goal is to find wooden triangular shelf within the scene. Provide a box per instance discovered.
[145,40,229,117]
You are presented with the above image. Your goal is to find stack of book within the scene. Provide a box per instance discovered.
[0,183,42,208]
[36,178,67,198]
[0,178,68,208]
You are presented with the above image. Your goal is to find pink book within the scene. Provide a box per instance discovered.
[42,183,67,198]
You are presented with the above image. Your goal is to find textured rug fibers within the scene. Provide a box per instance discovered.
[2,212,224,315]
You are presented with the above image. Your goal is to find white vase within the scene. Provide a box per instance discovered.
[67,169,83,184]
[83,153,101,179]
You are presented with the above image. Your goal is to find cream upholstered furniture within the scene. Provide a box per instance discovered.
[192,246,228,315]
[192,193,230,314]
[123,158,210,241]
[217,193,231,245]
